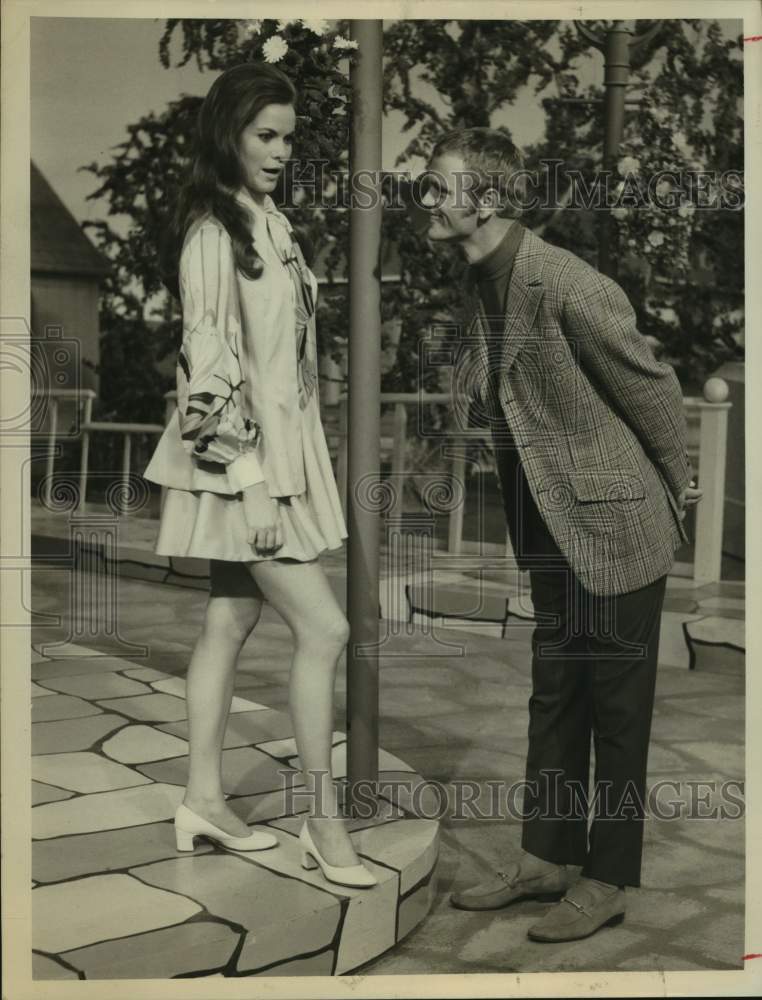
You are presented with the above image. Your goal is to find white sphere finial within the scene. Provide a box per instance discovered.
[703,377,729,403]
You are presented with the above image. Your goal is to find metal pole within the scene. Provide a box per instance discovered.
[337,395,348,518]
[346,20,383,812]
[599,22,632,278]
[575,19,663,278]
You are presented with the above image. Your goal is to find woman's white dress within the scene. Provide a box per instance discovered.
[143,189,347,562]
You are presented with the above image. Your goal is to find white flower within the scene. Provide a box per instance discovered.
[618,155,640,177]
[714,307,744,329]
[678,202,696,219]
[655,179,672,199]
[241,19,263,37]
[651,106,670,125]
[647,230,665,248]
[277,19,297,32]
[333,35,359,51]
[611,206,629,221]
[627,238,637,247]
[656,307,679,326]
[301,18,330,36]
[263,35,289,63]
[673,130,689,151]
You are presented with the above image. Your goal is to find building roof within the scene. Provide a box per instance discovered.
[31,162,111,279]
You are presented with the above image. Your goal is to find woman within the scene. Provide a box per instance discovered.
[143,62,375,888]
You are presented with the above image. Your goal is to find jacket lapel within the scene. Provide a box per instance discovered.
[464,228,546,391]
[500,228,545,373]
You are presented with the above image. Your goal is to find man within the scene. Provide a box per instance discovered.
[419,127,702,942]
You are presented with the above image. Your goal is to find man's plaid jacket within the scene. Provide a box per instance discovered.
[460,225,693,597]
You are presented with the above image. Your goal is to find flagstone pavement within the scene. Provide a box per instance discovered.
[28,502,746,978]
[30,634,441,979]
[28,581,745,978]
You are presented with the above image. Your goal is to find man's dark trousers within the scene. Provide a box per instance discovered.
[495,437,668,888]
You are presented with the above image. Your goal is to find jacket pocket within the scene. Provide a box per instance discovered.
[534,470,647,517]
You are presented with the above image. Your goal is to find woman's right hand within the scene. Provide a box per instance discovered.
[242,482,284,553]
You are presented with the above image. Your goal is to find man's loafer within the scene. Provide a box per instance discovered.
[450,861,568,911]
[527,877,626,942]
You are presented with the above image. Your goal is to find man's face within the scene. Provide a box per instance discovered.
[420,152,481,243]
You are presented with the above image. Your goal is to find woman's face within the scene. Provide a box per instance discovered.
[238,103,296,202]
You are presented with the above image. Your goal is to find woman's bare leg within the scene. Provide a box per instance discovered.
[248,557,359,867]
[183,560,263,836]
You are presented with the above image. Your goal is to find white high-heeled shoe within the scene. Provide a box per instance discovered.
[299,820,378,888]
[174,803,278,852]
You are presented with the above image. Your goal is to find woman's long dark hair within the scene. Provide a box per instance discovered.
[160,62,297,299]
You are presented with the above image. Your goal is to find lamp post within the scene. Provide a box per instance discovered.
[574,19,663,277]
[345,20,383,813]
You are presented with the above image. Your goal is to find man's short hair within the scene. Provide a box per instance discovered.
[429,127,526,219]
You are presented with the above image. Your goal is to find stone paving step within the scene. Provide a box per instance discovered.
[31,642,439,980]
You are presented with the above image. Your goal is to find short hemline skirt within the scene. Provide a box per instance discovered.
[153,486,347,563]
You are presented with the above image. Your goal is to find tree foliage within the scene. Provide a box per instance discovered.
[81,15,743,455]
[383,18,744,389]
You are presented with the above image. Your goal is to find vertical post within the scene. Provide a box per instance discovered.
[694,403,729,584]
[599,22,631,278]
[346,19,383,811]
[78,394,93,513]
[121,433,132,515]
[45,396,58,508]
[390,402,408,520]
[447,395,470,554]
[448,443,465,555]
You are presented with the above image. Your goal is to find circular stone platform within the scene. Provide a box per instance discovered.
[30,642,439,980]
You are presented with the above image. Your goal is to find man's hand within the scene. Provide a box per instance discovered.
[242,481,284,553]
[678,479,703,520]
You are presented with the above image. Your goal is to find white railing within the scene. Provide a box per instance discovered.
[333,381,732,585]
[35,389,96,508]
[34,389,165,513]
[679,392,731,584]
[35,381,732,583]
